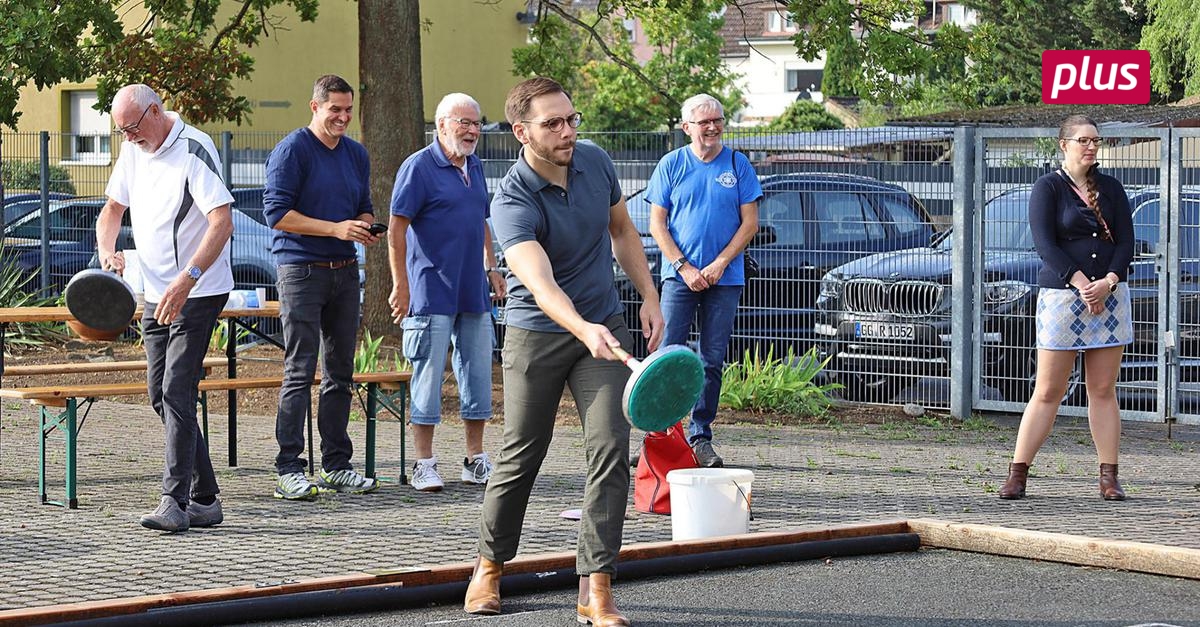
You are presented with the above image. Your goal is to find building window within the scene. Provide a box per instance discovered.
[786,69,824,93]
[766,10,796,33]
[68,91,111,162]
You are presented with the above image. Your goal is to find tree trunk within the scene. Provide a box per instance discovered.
[358,0,424,342]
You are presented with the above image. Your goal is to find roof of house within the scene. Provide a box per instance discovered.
[892,104,1200,128]
[718,0,795,58]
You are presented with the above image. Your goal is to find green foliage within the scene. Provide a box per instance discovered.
[0,160,77,194]
[0,250,64,353]
[209,322,249,352]
[960,0,1147,105]
[0,0,321,129]
[354,329,384,373]
[1139,0,1196,99]
[513,0,742,129]
[818,24,863,98]
[765,100,843,132]
[719,345,840,417]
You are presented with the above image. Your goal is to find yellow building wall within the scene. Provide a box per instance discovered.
[12,0,529,134]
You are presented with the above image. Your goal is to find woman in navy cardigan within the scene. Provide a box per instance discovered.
[999,115,1135,501]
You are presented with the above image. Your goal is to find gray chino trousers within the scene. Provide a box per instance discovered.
[478,315,632,576]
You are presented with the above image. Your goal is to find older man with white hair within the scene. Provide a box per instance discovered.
[388,92,506,492]
[646,93,762,468]
[97,84,235,531]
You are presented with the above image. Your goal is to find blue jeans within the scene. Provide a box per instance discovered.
[275,263,360,475]
[660,279,741,444]
[142,293,227,505]
[401,312,493,425]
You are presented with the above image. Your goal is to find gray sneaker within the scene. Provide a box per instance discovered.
[140,496,189,532]
[461,453,493,485]
[275,471,319,500]
[187,497,223,528]
[318,467,379,494]
[692,440,724,468]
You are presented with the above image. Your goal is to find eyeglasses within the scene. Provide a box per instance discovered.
[114,104,153,136]
[520,112,582,133]
[688,117,725,128]
[446,117,483,130]
[1065,137,1104,147]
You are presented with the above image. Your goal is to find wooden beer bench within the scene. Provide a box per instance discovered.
[0,371,411,508]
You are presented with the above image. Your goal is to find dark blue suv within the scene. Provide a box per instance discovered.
[617,172,938,356]
[813,186,1197,404]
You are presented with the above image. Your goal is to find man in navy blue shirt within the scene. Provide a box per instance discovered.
[263,74,383,500]
[388,92,506,492]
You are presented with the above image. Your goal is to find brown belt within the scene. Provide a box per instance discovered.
[306,258,357,269]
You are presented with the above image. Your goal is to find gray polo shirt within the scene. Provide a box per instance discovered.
[491,140,624,333]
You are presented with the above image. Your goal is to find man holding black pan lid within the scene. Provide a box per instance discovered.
[98,83,233,532]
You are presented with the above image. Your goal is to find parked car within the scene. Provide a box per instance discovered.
[2,197,279,301]
[616,172,940,357]
[3,193,75,225]
[813,186,1199,404]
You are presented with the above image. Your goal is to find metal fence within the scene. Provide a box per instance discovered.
[4,126,1197,426]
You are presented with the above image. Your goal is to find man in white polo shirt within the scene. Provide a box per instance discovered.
[97,84,235,533]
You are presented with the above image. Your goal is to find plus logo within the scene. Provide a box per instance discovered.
[1042,50,1151,105]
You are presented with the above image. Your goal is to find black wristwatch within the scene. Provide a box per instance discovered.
[671,257,687,271]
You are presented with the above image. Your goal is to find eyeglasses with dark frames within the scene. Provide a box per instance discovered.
[689,116,725,128]
[1065,137,1104,147]
[520,112,582,133]
[446,117,483,130]
[114,104,153,136]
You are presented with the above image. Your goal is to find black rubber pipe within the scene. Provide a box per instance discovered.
[58,533,920,627]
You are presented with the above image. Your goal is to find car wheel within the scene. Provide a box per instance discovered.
[839,372,907,403]
[992,346,1084,405]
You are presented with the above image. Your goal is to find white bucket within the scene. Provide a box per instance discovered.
[666,468,754,541]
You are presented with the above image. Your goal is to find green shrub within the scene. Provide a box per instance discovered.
[1,160,76,195]
[719,345,840,417]
[764,101,844,133]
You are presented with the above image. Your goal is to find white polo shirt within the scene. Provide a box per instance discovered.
[105,112,235,302]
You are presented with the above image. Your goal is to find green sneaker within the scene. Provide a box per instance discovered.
[275,471,319,500]
[318,468,379,494]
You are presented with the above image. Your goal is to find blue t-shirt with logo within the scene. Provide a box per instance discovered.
[645,146,762,286]
[389,140,490,315]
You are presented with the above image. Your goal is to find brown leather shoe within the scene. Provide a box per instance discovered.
[576,572,630,626]
[1099,463,1126,501]
[463,556,502,615]
[998,462,1029,500]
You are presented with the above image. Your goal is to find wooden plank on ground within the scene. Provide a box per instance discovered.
[907,518,1200,581]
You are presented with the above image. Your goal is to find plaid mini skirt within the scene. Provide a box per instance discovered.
[1036,284,1133,350]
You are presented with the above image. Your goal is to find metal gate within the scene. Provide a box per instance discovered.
[965,127,1199,426]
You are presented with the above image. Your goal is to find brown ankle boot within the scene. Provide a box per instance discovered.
[1099,463,1126,501]
[463,556,502,615]
[576,572,630,626]
[999,462,1029,500]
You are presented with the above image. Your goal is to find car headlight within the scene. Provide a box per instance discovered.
[982,280,1031,305]
[819,272,843,299]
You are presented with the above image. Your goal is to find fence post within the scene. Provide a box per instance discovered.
[221,131,233,185]
[949,126,976,420]
[39,131,50,293]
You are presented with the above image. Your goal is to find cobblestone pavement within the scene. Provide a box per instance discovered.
[0,399,1196,611]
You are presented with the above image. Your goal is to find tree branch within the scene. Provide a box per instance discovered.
[210,0,255,52]
[538,1,679,112]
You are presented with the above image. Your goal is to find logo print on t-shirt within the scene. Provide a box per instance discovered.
[716,171,737,188]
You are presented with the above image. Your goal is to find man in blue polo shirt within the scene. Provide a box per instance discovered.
[647,93,762,468]
[388,92,506,492]
[263,74,383,500]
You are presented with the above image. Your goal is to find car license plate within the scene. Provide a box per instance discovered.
[854,322,915,340]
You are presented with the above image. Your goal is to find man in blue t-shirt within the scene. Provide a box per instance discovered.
[263,74,384,500]
[645,93,763,468]
[388,92,506,493]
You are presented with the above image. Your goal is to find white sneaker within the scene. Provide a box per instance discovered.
[461,452,493,485]
[411,457,444,492]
